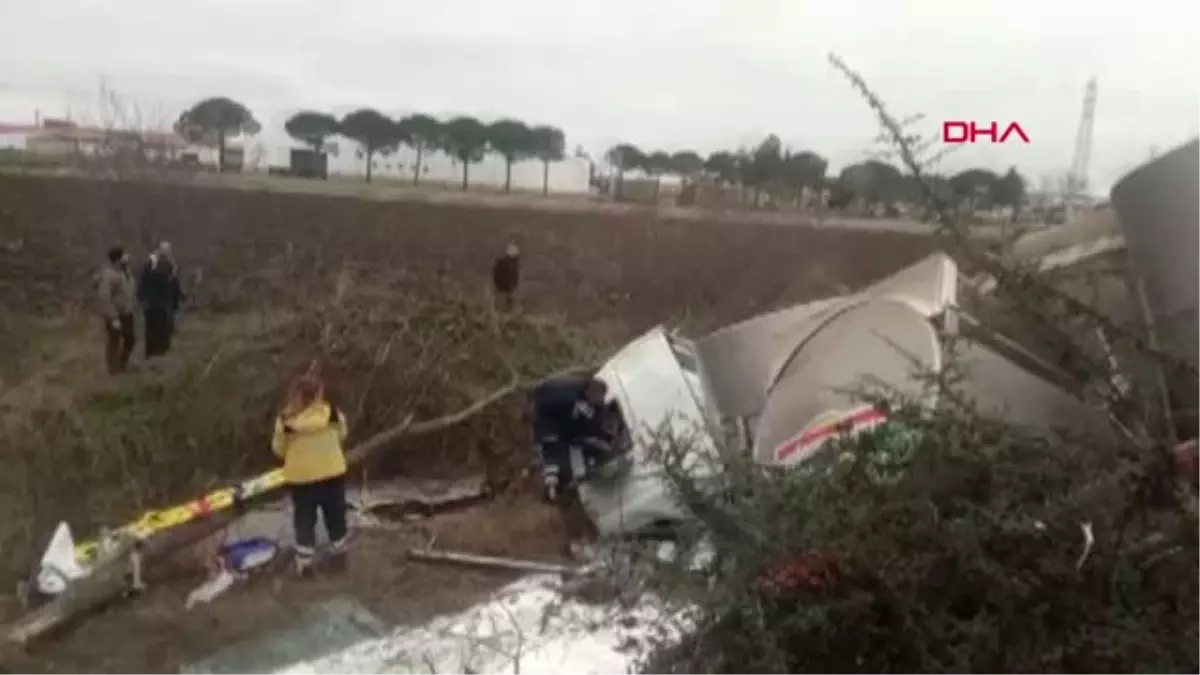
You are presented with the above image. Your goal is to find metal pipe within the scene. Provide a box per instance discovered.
[407,548,584,576]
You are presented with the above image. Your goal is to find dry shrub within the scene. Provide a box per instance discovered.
[0,287,598,587]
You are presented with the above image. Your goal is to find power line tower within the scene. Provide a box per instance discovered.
[1064,77,1098,219]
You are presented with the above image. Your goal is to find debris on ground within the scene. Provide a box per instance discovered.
[185,569,237,610]
[407,547,587,577]
[350,475,492,521]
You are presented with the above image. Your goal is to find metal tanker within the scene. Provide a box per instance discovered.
[1110,139,1199,426]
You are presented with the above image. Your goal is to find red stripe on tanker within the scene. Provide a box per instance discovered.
[773,406,889,464]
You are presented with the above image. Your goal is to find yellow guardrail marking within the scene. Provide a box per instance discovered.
[74,468,287,566]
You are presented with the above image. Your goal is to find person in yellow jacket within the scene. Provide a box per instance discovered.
[272,374,350,576]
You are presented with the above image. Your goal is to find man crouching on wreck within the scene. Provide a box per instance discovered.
[530,375,615,502]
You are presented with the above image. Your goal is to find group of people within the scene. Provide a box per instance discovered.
[96,241,185,373]
[267,369,620,577]
[95,233,602,578]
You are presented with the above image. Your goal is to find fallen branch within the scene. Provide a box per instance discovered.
[407,547,584,576]
[5,362,595,647]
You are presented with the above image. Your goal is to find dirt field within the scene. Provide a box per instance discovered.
[0,173,939,326]
[1,166,975,237]
[0,172,943,672]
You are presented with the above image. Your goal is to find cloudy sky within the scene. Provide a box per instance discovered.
[1,0,1196,194]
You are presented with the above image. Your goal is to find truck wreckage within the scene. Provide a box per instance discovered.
[580,139,1198,537]
[15,139,1198,651]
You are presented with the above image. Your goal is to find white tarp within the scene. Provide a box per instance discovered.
[35,522,88,595]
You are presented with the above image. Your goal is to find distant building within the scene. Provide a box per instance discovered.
[0,119,189,163]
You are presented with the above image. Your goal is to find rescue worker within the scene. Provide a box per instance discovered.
[530,375,614,501]
[138,241,184,360]
[491,242,520,310]
[271,374,350,576]
[97,245,137,374]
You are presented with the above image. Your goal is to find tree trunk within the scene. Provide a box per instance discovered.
[217,132,226,173]
[364,147,373,183]
[461,160,469,191]
[542,160,550,196]
[504,159,512,193]
[413,145,424,186]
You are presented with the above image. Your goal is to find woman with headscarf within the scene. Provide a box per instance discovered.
[271,374,350,576]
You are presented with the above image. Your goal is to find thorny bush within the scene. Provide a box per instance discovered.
[638,58,1199,673]
[646,389,1197,673]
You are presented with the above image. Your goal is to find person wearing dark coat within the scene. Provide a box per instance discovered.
[491,243,520,310]
[530,375,613,501]
[137,241,184,359]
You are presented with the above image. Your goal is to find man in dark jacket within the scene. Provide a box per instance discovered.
[138,241,184,360]
[530,375,614,501]
[491,242,520,311]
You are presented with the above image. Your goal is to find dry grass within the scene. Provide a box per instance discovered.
[0,172,944,671]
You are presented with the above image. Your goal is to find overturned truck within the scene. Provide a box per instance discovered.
[580,138,1199,537]
[580,252,1108,535]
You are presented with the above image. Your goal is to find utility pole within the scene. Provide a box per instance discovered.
[1064,77,1098,223]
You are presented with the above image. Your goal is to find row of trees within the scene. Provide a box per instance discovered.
[604,134,1027,212]
[172,97,1027,209]
[174,97,567,193]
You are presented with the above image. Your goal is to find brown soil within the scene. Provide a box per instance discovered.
[0,173,939,332]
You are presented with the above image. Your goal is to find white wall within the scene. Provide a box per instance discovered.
[256,138,592,194]
[0,133,27,150]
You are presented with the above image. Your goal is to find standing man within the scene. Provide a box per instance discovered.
[529,375,615,502]
[491,242,521,311]
[138,241,184,360]
[98,245,137,374]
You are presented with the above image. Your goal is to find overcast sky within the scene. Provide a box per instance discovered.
[1,0,1196,194]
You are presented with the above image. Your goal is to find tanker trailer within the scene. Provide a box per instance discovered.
[1109,138,1199,436]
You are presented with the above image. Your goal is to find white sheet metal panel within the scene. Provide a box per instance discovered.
[952,321,1114,437]
[856,251,958,320]
[695,253,958,426]
[694,297,844,420]
[1110,138,1199,385]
